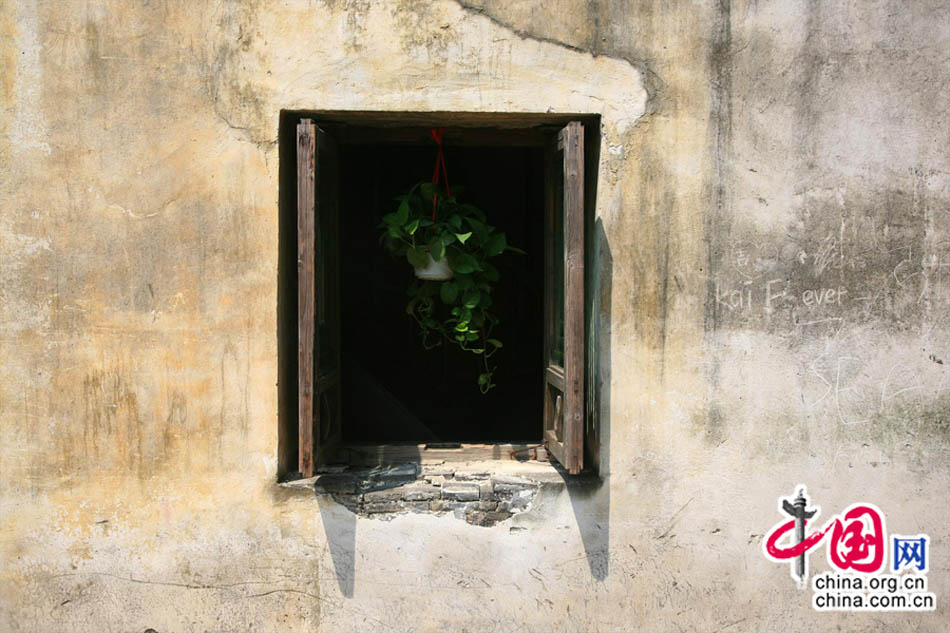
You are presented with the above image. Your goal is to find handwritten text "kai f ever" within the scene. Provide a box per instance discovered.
[715,280,848,313]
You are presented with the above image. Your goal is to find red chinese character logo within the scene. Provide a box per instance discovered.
[827,505,885,573]
[763,487,887,586]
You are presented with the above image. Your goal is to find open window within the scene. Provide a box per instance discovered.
[295,122,343,476]
[542,122,585,474]
[278,113,597,478]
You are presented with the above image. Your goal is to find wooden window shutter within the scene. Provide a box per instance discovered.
[543,121,585,474]
[297,119,342,477]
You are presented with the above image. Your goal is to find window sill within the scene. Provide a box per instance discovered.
[280,458,565,526]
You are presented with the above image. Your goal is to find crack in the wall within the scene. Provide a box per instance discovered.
[454,1,594,56]
[204,0,276,149]
[452,0,663,116]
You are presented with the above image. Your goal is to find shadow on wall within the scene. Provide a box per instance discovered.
[314,446,423,598]
[317,494,357,598]
[563,218,612,581]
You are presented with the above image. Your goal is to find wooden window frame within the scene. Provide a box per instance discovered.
[296,119,343,477]
[542,121,585,474]
[285,113,595,478]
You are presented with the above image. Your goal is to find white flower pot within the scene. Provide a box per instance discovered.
[414,254,454,280]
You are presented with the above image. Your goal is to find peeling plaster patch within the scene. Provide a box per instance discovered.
[5,228,51,256]
[8,0,50,154]
[453,0,661,118]
[307,464,549,526]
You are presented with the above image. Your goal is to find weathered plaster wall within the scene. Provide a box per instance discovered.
[1,1,947,631]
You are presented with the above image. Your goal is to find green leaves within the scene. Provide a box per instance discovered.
[407,246,428,268]
[462,290,481,309]
[485,232,507,257]
[464,216,486,236]
[459,204,486,222]
[396,198,410,224]
[440,281,458,303]
[453,253,479,274]
[379,180,521,394]
[420,182,442,200]
[427,235,446,261]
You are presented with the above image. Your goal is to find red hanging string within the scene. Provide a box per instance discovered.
[430,128,450,220]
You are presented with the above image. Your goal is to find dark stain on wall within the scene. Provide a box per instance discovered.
[81,368,145,478]
[702,0,734,442]
[20,352,250,491]
[163,390,188,464]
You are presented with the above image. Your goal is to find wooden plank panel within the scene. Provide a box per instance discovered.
[561,121,585,474]
[544,384,566,464]
[542,136,569,468]
[297,119,316,477]
[339,443,546,466]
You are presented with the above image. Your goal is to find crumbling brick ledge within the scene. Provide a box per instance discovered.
[281,461,565,527]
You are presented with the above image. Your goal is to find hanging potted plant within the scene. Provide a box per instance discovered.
[378,131,517,393]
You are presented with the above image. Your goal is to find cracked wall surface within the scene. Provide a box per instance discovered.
[1,1,949,631]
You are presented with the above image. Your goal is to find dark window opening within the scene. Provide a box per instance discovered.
[339,144,545,443]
